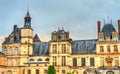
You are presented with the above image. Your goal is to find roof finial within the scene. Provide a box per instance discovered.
[104,19,105,25]
[107,16,109,24]
[111,19,112,24]
[27,4,29,12]
[62,27,64,30]
[58,27,60,31]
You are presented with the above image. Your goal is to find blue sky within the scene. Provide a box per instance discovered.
[0,0,120,50]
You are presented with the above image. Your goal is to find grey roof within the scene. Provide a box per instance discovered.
[102,24,116,38]
[33,42,49,56]
[33,34,41,42]
[3,27,21,44]
[72,39,97,54]
[33,39,97,56]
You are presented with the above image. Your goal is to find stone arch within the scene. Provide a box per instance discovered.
[7,70,12,74]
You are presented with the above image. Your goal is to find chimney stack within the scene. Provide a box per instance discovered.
[97,21,101,33]
[118,19,120,35]
[14,24,17,30]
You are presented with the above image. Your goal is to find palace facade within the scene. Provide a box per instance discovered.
[0,11,120,74]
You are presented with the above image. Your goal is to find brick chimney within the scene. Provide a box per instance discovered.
[118,19,120,35]
[97,21,101,33]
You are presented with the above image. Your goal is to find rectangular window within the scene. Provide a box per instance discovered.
[62,56,66,66]
[28,70,31,74]
[100,57,104,66]
[53,56,57,66]
[100,46,104,52]
[81,58,86,66]
[62,44,66,53]
[53,45,57,54]
[73,58,77,67]
[114,57,119,66]
[44,70,47,74]
[62,70,65,74]
[36,70,39,74]
[107,46,110,52]
[114,45,118,52]
[90,58,94,66]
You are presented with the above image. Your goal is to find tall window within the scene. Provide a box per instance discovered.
[62,56,66,66]
[107,46,110,52]
[100,46,104,52]
[53,56,57,66]
[90,58,94,66]
[15,47,19,55]
[8,59,12,66]
[4,48,7,54]
[61,34,65,40]
[44,70,47,74]
[62,44,66,53]
[9,47,12,55]
[28,70,31,74]
[100,57,104,66]
[53,45,57,54]
[62,70,65,74]
[114,57,119,66]
[114,45,118,52]
[81,58,86,66]
[14,59,18,66]
[36,69,39,74]
[73,58,77,67]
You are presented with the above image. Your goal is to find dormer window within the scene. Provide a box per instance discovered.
[10,34,14,42]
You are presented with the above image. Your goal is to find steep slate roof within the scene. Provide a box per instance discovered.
[33,42,49,56]
[102,24,116,38]
[3,27,21,44]
[33,39,97,56]
[72,39,97,54]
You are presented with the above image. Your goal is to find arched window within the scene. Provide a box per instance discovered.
[30,59,34,62]
[7,70,12,74]
[15,47,19,55]
[9,47,12,55]
[45,58,49,61]
[38,58,42,61]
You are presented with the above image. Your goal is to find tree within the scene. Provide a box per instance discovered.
[48,65,56,74]
[67,72,73,74]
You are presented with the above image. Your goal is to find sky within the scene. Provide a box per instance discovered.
[0,0,120,50]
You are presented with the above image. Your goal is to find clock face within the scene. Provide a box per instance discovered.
[106,71,114,74]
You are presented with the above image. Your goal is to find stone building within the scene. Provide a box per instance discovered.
[1,11,120,74]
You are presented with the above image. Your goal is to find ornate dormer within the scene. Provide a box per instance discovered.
[97,20,118,41]
[24,11,31,28]
[51,28,70,41]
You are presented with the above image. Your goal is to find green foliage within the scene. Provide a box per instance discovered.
[48,65,56,74]
[67,72,73,74]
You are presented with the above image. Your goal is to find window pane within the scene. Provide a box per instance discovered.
[28,70,31,74]
[36,70,39,74]
[100,46,104,52]
[62,70,65,74]
[53,45,57,54]
[90,58,94,66]
[62,44,66,53]
[81,58,86,66]
[73,58,77,67]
